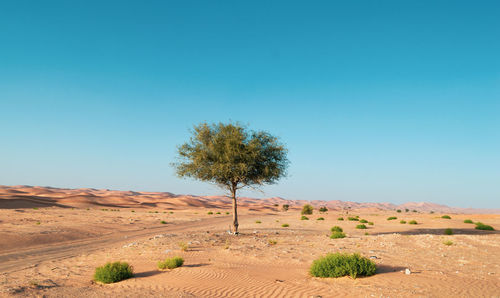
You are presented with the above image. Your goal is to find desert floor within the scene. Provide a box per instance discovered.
[0,205,499,297]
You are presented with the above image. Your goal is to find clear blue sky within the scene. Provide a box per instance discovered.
[1,1,499,208]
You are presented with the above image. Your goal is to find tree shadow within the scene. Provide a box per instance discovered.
[184,263,209,268]
[134,270,164,279]
[371,228,499,236]
[375,264,407,274]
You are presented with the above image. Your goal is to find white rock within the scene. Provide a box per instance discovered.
[405,268,411,275]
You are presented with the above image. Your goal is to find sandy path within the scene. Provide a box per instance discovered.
[0,216,239,274]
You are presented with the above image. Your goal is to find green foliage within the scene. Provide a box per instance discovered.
[94,262,133,284]
[330,231,346,239]
[443,240,453,246]
[319,207,328,213]
[475,222,494,230]
[463,219,473,224]
[158,257,184,270]
[387,217,397,220]
[408,220,418,225]
[310,253,376,279]
[441,215,451,219]
[301,215,309,220]
[405,209,409,212]
[317,217,325,220]
[444,228,453,235]
[268,239,277,245]
[216,212,221,214]
[396,209,401,213]
[160,220,167,224]
[178,242,189,251]
[347,217,359,221]
[331,226,343,233]
[368,222,374,225]
[281,223,289,227]
[174,122,289,191]
[282,204,289,211]
[359,219,368,223]
[255,220,262,224]
[225,212,230,215]
[337,217,344,221]
[412,210,417,213]
[400,220,406,224]
[356,224,367,229]
[301,204,313,215]
[207,211,213,215]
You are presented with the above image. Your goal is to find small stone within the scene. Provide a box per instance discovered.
[405,268,411,275]
[369,256,378,259]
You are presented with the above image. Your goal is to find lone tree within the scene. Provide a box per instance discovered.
[173,122,289,234]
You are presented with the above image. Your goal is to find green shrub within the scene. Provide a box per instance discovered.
[331,226,343,232]
[475,222,494,231]
[443,240,453,246]
[160,220,167,224]
[463,219,473,224]
[282,204,289,211]
[94,262,133,284]
[301,204,313,215]
[268,239,277,245]
[207,211,213,215]
[368,222,374,225]
[347,217,359,221]
[408,220,418,225]
[216,212,221,214]
[405,209,409,212]
[444,228,453,235]
[387,216,397,220]
[330,231,346,239]
[441,215,451,219]
[396,209,401,213]
[317,217,325,220]
[225,212,230,215]
[400,220,406,224]
[319,207,328,213]
[337,217,344,221]
[310,253,376,279]
[178,242,189,251]
[158,257,184,270]
[356,224,367,229]
[359,219,368,223]
[412,210,417,213]
[255,220,262,224]
[281,223,289,227]
[301,215,309,220]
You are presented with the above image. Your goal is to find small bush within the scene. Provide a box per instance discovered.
[216,212,221,214]
[337,217,344,221]
[387,217,397,220]
[347,217,359,221]
[331,226,343,233]
[301,204,313,215]
[178,242,189,251]
[282,204,289,211]
[207,211,213,215]
[301,215,309,220]
[330,231,346,239]
[396,209,401,213]
[158,256,184,270]
[356,224,367,229]
[310,253,376,279]
[444,228,453,235]
[368,222,374,225]
[364,232,369,235]
[359,219,368,223]
[268,239,277,245]
[160,220,167,224]
[281,223,289,227]
[225,212,230,215]
[319,207,328,213]
[412,210,417,213]
[463,219,473,224]
[400,220,406,224]
[441,215,451,219]
[475,222,494,231]
[94,262,133,284]
[255,220,262,224]
[317,217,325,220]
[405,209,409,212]
[408,220,418,225]
[169,211,174,214]
[443,240,453,246]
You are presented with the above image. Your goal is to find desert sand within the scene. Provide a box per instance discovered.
[0,185,499,297]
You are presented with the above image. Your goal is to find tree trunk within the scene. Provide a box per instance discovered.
[231,185,239,234]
